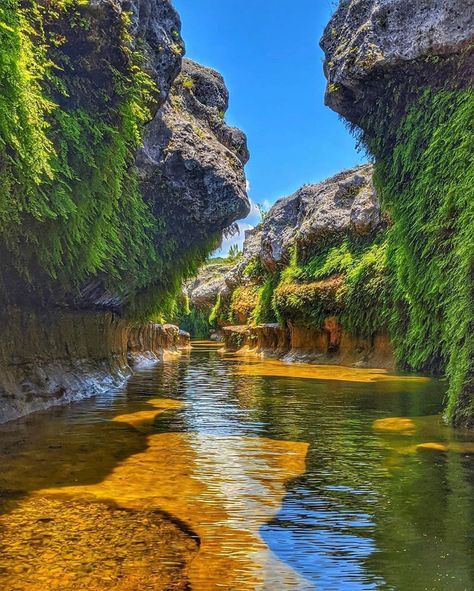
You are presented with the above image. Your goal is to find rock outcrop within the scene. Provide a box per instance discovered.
[137,57,250,267]
[186,165,393,369]
[320,0,474,123]
[0,310,189,424]
[321,0,474,426]
[258,164,381,269]
[0,0,249,421]
[223,323,394,369]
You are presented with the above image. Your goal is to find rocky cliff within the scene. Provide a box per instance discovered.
[185,164,394,368]
[0,0,249,421]
[321,0,473,426]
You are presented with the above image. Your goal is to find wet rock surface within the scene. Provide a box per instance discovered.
[222,323,394,369]
[0,311,189,424]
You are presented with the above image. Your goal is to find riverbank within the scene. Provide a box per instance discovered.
[0,309,190,424]
[222,322,395,370]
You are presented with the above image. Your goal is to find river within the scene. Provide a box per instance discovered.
[0,341,473,590]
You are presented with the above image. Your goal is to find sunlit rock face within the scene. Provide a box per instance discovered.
[320,0,474,123]
[258,164,381,270]
[138,57,250,257]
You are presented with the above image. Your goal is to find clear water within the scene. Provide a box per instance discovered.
[0,341,473,590]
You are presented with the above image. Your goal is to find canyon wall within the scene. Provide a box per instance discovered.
[321,0,473,426]
[186,164,395,369]
[0,311,189,423]
[186,1,473,427]
[0,0,249,421]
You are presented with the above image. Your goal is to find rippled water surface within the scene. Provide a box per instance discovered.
[1,342,474,590]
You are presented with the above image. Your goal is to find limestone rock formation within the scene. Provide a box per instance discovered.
[185,164,389,369]
[0,312,189,424]
[186,263,232,310]
[0,0,249,420]
[320,0,474,123]
[321,0,474,426]
[259,164,381,269]
[138,57,250,260]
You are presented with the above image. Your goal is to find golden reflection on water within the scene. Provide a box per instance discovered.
[233,358,431,384]
[31,400,310,590]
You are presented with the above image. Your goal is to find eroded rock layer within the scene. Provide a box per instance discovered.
[0,310,189,424]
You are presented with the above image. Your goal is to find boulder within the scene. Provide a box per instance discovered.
[259,164,382,269]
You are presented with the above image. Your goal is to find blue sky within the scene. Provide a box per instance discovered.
[173,0,366,252]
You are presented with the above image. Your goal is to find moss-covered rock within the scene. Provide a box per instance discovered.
[322,0,474,426]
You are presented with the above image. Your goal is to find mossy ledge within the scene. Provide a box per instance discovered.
[0,0,249,421]
[322,0,474,427]
[183,165,395,368]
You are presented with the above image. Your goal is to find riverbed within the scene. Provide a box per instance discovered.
[0,341,473,590]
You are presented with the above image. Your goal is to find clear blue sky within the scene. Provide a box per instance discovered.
[173,0,366,249]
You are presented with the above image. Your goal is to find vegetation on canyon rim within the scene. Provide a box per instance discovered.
[0,0,215,316]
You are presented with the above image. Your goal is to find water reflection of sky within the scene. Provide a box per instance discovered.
[261,490,383,590]
[171,352,387,589]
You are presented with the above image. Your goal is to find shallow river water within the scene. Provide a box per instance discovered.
[1,341,473,590]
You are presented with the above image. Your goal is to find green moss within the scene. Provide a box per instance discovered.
[365,88,474,425]
[274,238,391,336]
[209,294,222,326]
[249,273,280,325]
[0,1,219,317]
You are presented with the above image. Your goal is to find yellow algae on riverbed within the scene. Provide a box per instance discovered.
[32,402,310,591]
[416,442,449,452]
[373,417,417,434]
[234,358,431,384]
[113,399,185,431]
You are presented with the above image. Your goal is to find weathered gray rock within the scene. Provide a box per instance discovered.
[62,4,249,311]
[127,0,184,109]
[259,164,382,269]
[321,0,474,122]
[138,57,250,259]
[186,263,231,310]
[188,165,382,313]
